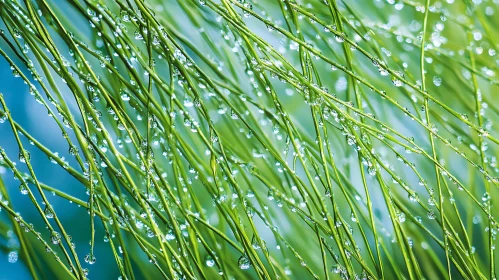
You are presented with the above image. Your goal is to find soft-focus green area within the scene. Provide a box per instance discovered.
[0,0,498,279]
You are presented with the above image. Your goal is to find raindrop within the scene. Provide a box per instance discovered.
[433,76,442,87]
[121,92,130,101]
[8,251,18,263]
[19,184,28,195]
[19,150,30,163]
[44,206,54,219]
[268,189,275,201]
[238,255,251,270]
[427,211,436,220]
[391,74,403,87]
[51,231,61,244]
[205,255,215,267]
[85,253,96,264]
[251,235,261,249]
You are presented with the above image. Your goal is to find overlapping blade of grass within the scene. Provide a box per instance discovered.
[0,0,497,279]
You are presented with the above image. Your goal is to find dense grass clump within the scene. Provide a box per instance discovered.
[0,0,498,279]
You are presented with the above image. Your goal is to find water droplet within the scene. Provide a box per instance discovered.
[251,235,261,249]
[246,190,254,198]
[350,212,357,223]
[427,211,436,220]
[44,206,54,219]
[8,251,18,263]
[121,92,130,101]
[19,184,28,195]
[85,253,96,264]
[205,255,215,267]
[164,230,175,241]
[433,76,442,86]
[398,212,406,223]
[267,189,275,201]
[408,193,419,202]
[238,255,251,270]
[51,231,61,244]
[18,150,30,163]
[392,75,403,87]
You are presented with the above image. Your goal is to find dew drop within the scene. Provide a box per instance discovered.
[85,253,96,264]
[205,255,215,267]
[238,255,251,270]
[44,206,54,219]
[8,251,18,263]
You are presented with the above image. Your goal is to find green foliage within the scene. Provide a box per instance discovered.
[0,0,498,279]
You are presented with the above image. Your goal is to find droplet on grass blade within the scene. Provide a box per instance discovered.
[44,206,54,219]
[205,255,215,267]
[8,251,18,263]
[238,255,251,270]
[85,253,96,264]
